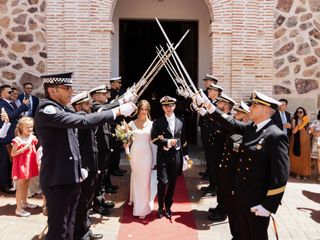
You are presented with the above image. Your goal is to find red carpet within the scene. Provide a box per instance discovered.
[118,176,198,240]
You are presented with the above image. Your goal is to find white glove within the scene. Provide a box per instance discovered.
[250,204,271,217]
[195,93,204,106]
[122,88,137,103]
[198,107,207,116]
[80,168,88,182]
[200,89,211,109]
[119,102,137,117]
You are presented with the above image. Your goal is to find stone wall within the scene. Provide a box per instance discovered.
[274,0,320,113]
[0,0,46,96]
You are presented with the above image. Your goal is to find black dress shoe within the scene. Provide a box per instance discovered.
[208,207,217,214]
[165,209,172,218]
[105,187,117,194]
[200,186,211,191]
[110,170,124,177]
[208,212,227,222]
[157,209,163,218]
[89,232,103,240]
[111,184,119,190]
[203,188,217,197]
[102,201,115,209]
[200,175,209,180]
[118,168,127,174]
[1,186,15,194]
[92,206,110,216]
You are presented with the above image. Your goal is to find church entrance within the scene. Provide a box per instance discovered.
[119,19,198,144]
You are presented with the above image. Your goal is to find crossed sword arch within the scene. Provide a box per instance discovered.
[117,17,205,113]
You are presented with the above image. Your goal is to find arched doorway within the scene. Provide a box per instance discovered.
[112,0,211,144]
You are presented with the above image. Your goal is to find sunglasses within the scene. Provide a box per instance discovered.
[297,111,303,114]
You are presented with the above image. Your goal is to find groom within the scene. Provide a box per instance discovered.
[151,96,189,219]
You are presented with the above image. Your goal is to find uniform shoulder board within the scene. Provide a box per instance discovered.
[221,113,229,119]
[42,105,57,114]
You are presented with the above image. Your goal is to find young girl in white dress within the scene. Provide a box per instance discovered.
[127,100,157,219]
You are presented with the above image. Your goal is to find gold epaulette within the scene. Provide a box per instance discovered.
[266,185,286,196]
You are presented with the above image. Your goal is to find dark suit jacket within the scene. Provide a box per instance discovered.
[151,115,188,183]
[0,99,28,144]
[76,111,98,172]
[272,110,291,136]
[18,93,39,117]
[209,109,289,213]
[91,100,120,170]
[34,99,115,188]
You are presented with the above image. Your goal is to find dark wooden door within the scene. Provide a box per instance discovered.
[119,19,198,144]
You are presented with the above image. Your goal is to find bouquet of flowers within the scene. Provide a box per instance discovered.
[114,120,133,160]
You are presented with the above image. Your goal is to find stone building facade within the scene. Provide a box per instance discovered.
[0,0,319,114]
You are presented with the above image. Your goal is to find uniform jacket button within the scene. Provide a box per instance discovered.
[69,156,73,160]
[243,177,246,180]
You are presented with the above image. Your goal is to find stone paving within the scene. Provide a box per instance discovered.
[0,151,319,240]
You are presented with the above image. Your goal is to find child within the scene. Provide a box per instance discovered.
[11,117,39,217]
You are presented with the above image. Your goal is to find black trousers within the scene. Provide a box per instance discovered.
[207,148,219,189]
[236,203,270,240]
[42,183,81,240]
[0,143,11,188]
[200,127,209,172]
[219,168,240,239]
[109,141,121,172]
[74,172,99,240]
[157,157,179,211]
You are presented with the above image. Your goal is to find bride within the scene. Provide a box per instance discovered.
[127,100,157,219]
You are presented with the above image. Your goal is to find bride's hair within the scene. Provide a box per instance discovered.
[137,99,151,119]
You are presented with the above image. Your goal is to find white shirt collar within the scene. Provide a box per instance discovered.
[255,118,271,132]
[3,98,11,104]
[165,113,175,121]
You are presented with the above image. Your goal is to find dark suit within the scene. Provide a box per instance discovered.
[34,98,115,240]
[272,110,291,137]
[0,99,28,188]
[151,115,188,211]
[209,109,289,240]
[18,93,39,117]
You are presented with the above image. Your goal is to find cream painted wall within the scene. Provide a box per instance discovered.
[112,0,210,89]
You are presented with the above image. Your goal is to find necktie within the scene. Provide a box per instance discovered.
[280,112,287,133]
[11,101,17,109]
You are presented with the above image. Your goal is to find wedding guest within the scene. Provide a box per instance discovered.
[289,107,311,179]
[11,117,39,217]
[127,100,157,219]
[272,98,291,136]
[18,82,39,117]
[11,88,22,108]
[309,110,320,181]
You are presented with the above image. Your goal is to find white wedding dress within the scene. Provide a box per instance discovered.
[129,120,157,217]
